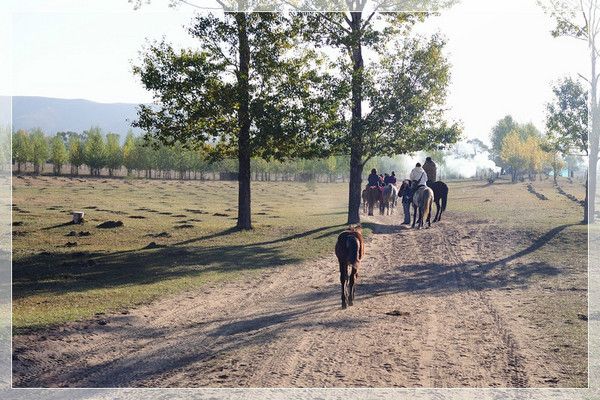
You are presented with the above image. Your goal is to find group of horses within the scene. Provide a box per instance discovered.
[335,180,449,309]
[361,180,448,229]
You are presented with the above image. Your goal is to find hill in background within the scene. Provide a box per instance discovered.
[12,96,143,136]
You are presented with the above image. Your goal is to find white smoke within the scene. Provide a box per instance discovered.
[441,141,501,179]
[371,141,501,180]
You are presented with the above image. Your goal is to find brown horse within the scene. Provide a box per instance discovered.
[365,186,381,216]
[335,225,365,309]
[361,188,369,214]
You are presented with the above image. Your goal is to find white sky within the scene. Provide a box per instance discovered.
[3,0,589,144]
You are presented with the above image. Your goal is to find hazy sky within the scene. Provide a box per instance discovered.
[4,0,589,143]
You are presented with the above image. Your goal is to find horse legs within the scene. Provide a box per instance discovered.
[427,203,432,228]
[339,261,348,309]
[368,200,374,216]
[348,265,357,306]
[411,204,417,228]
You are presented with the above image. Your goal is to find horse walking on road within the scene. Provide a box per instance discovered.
[364,186,381,216]
[335,225,365,309]
[380,183,398,215]
[412,186,434,229]
[426,181,448,222]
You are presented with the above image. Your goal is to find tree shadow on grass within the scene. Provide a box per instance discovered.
[13,223,347,302]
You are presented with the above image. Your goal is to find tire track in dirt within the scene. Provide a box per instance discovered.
[14,212,556,388]
[437,222,529,388]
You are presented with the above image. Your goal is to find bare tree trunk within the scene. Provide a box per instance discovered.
[347,11,365,225]
[236,11,252,230]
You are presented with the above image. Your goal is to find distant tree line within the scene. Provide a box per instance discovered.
[12,127,381,181]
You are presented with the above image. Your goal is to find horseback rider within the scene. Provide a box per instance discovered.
[409,163,428,190]
[388,171,397,185]
[383,173,391,185]
[367,168,379,187]
[423,156,437,183]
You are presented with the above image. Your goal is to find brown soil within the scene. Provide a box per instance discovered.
[12,213,586,388]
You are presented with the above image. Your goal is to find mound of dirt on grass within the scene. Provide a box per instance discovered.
[174,224,194,229]
[185,208,209,215]
[66,231,91,237]
[144,242,165,249]
[97,221,124,229]
[385,310,411,317]
[145,232,171,238]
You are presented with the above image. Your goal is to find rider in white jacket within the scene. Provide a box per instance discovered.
[409,163,428,188]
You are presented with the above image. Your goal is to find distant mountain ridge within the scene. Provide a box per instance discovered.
[12,96,144,136]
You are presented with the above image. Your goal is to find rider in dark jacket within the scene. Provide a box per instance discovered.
[367,169,379,187]
[388,171,397,185]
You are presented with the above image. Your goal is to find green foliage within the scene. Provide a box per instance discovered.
[105,133,123,175]
[50,133,68,175]
[68,135,85,174]
[546,77,588,155]
[13,130,33,170]
[30,128,49,175]
[122,131,137,174]
[132,12,339,161]
[360,34,461,160]
[84,127,106,175]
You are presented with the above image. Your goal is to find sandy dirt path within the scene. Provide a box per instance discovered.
[13,212,580,388]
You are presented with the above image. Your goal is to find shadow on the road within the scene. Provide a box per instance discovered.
[14,300,369,387]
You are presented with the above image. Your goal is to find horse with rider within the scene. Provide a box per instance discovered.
[398,156,448,227]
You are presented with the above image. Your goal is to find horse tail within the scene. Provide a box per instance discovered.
[423,189,433,222]
[346,235,360,264]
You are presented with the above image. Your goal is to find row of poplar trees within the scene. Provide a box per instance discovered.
[131,0,462,229]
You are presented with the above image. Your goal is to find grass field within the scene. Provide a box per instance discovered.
[12,176,354,331]
[12,175,588,336]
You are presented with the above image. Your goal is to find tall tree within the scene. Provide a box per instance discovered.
[546,77,589,218]
[105,133,123,177]
[68,134,85,175]
[12,130,32,174]
[501,130,529,182]
[123,131,137,175]
[50,133,68,175]
[133,10,338,229]
[540,0,599,222]
[303,8,460,224]
[30,128,49,175]
[84,127,106,176]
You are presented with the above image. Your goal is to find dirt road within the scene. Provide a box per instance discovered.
[13,212,586,388]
